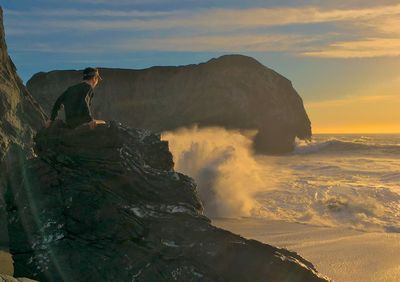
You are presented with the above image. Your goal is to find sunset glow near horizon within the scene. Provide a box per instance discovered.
[1,0,399,134]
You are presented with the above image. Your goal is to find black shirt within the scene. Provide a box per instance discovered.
[50,82,94,128]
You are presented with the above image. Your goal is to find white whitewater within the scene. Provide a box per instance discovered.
[163,127,400,233]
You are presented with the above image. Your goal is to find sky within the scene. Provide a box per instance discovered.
[1,0,399,133]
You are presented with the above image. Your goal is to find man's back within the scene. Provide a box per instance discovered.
[50,82,94,128]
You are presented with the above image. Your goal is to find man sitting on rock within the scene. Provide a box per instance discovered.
[45,67,106,129]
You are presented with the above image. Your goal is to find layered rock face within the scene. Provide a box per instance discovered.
[0,8,46,160]
[4,122,328,282]
[0,7,46,250]
[27,55,312,154]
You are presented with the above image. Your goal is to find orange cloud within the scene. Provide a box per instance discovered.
[303,38,400,58]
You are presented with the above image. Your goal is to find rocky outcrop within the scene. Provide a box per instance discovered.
[0,7,46,252]
[0,8,46,161]
[27,55,312,154]
[3,122,329,281]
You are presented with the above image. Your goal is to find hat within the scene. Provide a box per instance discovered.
[83,67,102,80]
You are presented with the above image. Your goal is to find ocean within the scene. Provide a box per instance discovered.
[256,134,400,232]
[162,128,400,233]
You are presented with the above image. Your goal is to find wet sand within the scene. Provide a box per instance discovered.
[213,218,400,282]
[0,250,13,275]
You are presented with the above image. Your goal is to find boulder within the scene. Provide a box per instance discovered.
[3,122,329,282]
[27,55,311,154]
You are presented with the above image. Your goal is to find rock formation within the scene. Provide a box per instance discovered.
[0,8,46,161]
[27,55,312,154]
[0,7,46,251]
[3,121,329,281]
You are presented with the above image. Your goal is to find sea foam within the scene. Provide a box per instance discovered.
[162,127,400,233]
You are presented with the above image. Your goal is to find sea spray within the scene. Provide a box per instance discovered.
[162,125,268,218]
[163,128,400,232]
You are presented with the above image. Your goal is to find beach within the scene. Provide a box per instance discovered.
[213,218,400,282]
[0,250,12,275]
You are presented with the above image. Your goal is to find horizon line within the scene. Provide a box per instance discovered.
[312,132,400,135]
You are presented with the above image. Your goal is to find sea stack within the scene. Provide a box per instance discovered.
[27,55,312,154]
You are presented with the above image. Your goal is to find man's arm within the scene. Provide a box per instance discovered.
[88,89,94,106]
[82,91,100,129]
[50,91,66,121]
[82,90,105,129]
[81,91,93,122]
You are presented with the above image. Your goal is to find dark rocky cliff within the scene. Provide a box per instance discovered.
[0,8,46,160]
[27,55,312,154]
[0,7,46,251]
[3,122,329,281]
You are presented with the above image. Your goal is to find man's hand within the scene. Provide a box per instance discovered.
[88,119,106,129]
[96,120,106,125]
[44,120,52,128]
[89,120,97,130]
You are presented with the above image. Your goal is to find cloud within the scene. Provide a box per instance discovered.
[8,33,315,54]
[54,0,171,3]
[5,9,177,18]
[118,34,316,52]
[5,3,400,58]
[7,43,94,54]
[6,4,400,30]
[302,38,400,58]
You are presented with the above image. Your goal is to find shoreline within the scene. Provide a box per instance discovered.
[213,217,400,282]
